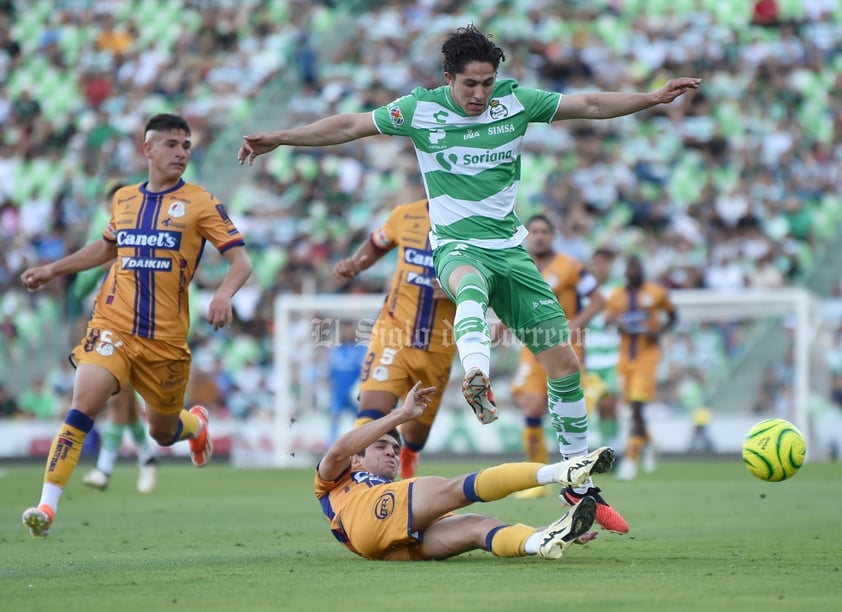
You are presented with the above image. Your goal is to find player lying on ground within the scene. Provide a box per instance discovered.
[314,382,615,560]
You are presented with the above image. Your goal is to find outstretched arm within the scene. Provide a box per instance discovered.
[238,112,379,165]
[318,382,435,481]
[21,239,117,292]
[553,77,701,121]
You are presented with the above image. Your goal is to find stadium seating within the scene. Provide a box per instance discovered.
[2,0,841,421]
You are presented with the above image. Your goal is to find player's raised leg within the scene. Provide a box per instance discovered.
[409,447,614,529]
[136,357,212,468]
[438,259,496,424]
[146,405,212,467]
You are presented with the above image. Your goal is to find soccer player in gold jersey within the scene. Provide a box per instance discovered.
[20,114,253,539]
[334,200,456,478]
[315,382,616,561]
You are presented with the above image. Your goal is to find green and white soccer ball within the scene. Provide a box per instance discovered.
[741,418,806,482]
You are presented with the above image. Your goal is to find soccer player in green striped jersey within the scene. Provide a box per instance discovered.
[583,247,623,451]
[239,24,700,533]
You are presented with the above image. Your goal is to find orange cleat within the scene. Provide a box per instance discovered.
[400,446,419,479]
[561,486,629,534]
[188,406,213,468]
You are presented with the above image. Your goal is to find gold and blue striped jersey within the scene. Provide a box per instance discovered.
[93,179,244,341]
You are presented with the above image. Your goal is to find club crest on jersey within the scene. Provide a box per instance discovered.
[388,104,404,126]
[167,201,186,218]
[372,366,389,382]
[96,338,122,357]
[489,99,508,120]
[374,492,396,520]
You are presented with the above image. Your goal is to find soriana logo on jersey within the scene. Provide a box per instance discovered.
[116,229,182,249]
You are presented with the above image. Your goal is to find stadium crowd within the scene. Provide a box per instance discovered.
[1,0,842,424]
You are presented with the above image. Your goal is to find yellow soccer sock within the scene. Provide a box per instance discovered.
[522,421,549,464]
[626,435,646,462]
[354,409,388,429]
[469,463,542,501]
[44,409,94,489]
[177,409,201,441]
[487,524,536,557]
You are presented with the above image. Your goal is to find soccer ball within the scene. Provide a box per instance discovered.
[741,418,806,482]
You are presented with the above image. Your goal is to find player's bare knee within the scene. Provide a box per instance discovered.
[538,349,580,378]
[147,422,178,445]
[462,514,504,543]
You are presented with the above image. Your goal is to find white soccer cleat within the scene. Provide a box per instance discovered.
[83,468,110,490]
[538,497,597,559]
[137,461,157,493]
[549,447,615,488]
[461,367,498,424]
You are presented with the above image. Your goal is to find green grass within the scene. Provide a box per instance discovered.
[1,458,841,612]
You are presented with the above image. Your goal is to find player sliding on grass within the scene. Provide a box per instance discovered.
[315,382,615,560]
[240,23,700,534]
[20,113,253,539]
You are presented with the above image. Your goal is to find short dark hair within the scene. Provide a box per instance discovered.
[442,24,505,75]
[144,113,190,137]
[593,246,618,259]
[526,213,554,232]
[357,428,402,457]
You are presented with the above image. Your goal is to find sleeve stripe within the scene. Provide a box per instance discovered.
[218,238,245,253]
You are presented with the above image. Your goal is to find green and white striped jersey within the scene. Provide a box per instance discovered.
[373,78,561,250]
[585,280,622,375]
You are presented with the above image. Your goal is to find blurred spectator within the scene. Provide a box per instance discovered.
[5,0,842,422]
[831,371,842,408]
[0,383,21,418]
[751,0,780,27]
[95,13,135,55]
[18,378,58,420]
[1,312,19,363]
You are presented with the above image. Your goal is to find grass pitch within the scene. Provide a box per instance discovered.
[1,457,840,612]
